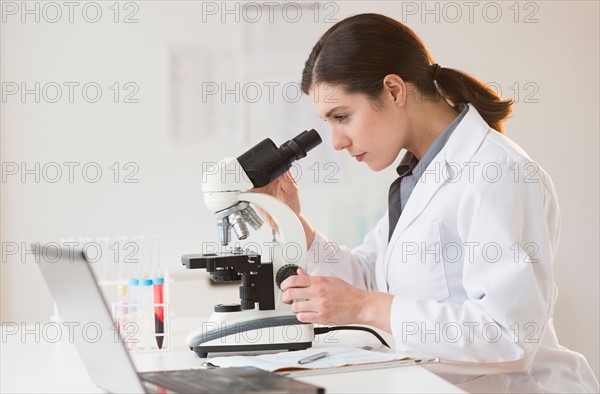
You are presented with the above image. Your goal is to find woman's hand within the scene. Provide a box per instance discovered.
[250,170,315,247]
[250,170,301,229]
[280,269,393,331]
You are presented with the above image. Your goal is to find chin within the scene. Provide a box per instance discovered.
[367,162,386,172]
[368,158,394,172]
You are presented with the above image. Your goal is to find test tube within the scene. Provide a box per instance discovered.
[139,278,154,349]
[116,284,129,340]
[153,277,165,349]
[127,278,140,350]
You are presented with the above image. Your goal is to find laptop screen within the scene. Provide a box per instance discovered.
[34,243,146,394]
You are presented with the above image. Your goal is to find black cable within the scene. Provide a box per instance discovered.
[314,326,390,348]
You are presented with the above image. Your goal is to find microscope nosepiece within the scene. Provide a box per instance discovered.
[216,202,263,243]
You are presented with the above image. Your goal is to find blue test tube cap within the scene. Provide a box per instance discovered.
[153,277,165,285]
[140,278,153,286]
[128,278,140,286]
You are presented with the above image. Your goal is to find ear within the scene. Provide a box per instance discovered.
[382,74,406,107]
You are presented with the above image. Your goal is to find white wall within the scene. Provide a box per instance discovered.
[1,1,598,378]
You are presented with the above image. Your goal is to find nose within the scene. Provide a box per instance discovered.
[330,127,351,151]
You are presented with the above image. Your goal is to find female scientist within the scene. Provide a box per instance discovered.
[256,13,599,393]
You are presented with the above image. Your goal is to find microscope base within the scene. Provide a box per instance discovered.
[186,314,314,358]
[193,341,312,358]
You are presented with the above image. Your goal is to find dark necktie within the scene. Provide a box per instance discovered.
[388,176,402,241]
[388,155,417,241]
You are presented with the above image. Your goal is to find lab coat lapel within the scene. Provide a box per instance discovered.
[388,104,491,245]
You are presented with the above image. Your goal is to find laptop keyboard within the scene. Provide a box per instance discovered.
[139,367,323,393]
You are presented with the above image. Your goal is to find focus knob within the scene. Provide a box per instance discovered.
[276,264,300,289]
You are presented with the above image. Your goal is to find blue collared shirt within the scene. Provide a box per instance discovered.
[396,103,469,213]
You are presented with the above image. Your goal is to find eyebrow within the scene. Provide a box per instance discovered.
[324,106,349,119]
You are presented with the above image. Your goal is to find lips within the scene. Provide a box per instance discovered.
[354,153,366,162]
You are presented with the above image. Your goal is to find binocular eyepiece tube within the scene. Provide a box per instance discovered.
[237,129,322,188]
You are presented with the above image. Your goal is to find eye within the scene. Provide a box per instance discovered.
[334,114,348,123]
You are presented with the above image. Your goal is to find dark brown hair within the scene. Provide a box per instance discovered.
[301,13,513,133]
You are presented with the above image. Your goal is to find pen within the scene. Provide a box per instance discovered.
[153,277,165,349]
[298,351,330,365]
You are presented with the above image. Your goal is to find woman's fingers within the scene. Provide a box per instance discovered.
[282,273,369,326]
[248,170,302,217]
[296,268,308,276]
[280,269,312,304]
[291,299,318,314]
[280,286,311,304]
[280,271,312,291]
[281,170,299,189]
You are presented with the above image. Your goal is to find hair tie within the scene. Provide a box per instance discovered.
[431,63,442,81]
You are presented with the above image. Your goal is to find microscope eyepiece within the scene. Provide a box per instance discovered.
[293,129,322,153]
[237,129,322,188]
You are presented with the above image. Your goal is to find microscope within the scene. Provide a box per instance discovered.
[182,130,322,358]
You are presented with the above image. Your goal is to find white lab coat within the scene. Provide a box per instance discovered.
[306,104,599,393]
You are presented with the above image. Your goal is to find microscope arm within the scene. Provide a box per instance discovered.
[238,191,307,289]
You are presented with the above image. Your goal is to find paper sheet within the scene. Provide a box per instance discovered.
[207,347,411,373]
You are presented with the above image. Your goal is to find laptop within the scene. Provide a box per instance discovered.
[33,243,324,394]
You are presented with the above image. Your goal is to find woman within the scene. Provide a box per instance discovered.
[256,13,598,393]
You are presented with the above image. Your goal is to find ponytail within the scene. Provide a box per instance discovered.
[302,13,514,133]
[434,66,513,133]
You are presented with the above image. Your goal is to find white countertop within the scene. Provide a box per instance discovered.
[0,322,463,393]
